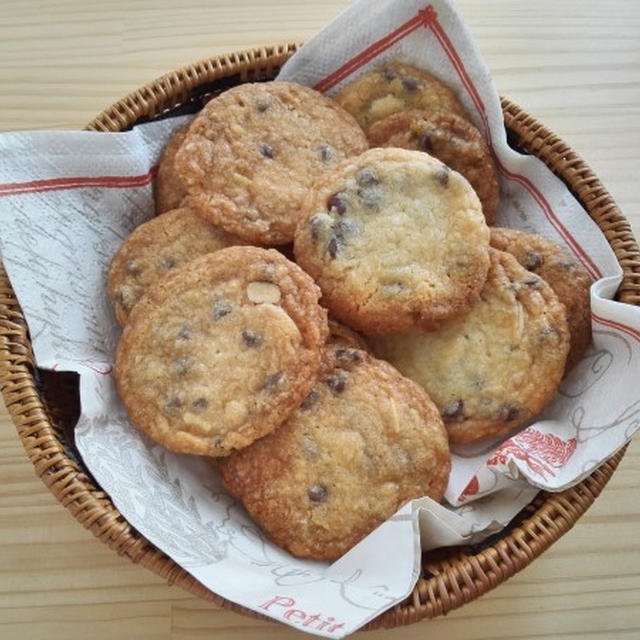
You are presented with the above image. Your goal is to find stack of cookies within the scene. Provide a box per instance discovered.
[109,63,591,561]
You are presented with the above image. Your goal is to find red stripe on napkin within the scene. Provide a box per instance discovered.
[313,9,432,93]
[0,167,157,198]
[592,312,640,343]
[313,4,603,281]
[425,18,602,281]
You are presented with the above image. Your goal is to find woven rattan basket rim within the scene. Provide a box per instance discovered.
[1,42,638,632]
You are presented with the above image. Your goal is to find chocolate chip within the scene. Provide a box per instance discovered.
[540,325,559,340]
[255,98,270,112]
[383,282,405,294]
[301,435,318,457]
[125,259,141,276]
[334,218,358,237]
[382,69,396,82]
[324,370,348,394]
[324,219,356,259]
[357,185,382,210]
[258,142,274,158]
[242,329,263,347]
[161,256,176,269]
[192,397,208,411]
[333,348,362,365]
[212,298,232,320]
[259,262,276,282]
[326,235,339,259]
[436,165,450,187]
[308,484,328,502]
[524,276,541,287]
[177,326,190,340]
[327,192,347,215]
[442,398,464,420]
[523,251,542,271]
[500,403,521,422]
[163,395,182,412]
[318,144,336,164]
[262,372,283,391]
[356,167,378,187]
[300,389,320,410]
[172,357,190,376]
[419,132,434,153]
[309,215,324,241]
[401,75,420,91]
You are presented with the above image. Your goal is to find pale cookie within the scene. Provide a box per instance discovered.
[293,147,490,334]
[368,110,499,224]
[371,249,570,445]
[107,207,240,325]
[490,227,591,372]
[219,346,450,560]
[115,246,329,457]
[334,62,468,132]
[174,82,368,246]
[155,124,189,214]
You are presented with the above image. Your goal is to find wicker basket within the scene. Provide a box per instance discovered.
[2,43,639,631]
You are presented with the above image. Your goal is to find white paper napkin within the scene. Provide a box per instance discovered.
[0,0,638,636]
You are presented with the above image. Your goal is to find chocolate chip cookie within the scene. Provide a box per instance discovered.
[371,249,570,445]
[490,227,591,372]
[115,246,329,456]
[368,110,499,224]
[107,207,240,325]
[327,319,371,351]
[174,82,368,246]
[155,124,189,214]
[334,62,468,133]
[219,346,450,560]
[293,147,490,334]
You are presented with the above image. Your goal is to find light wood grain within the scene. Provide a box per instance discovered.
[1,1,639,638]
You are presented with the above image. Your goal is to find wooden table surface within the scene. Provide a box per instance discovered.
[1,1,639,638]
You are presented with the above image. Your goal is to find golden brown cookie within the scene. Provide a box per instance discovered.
[334,62,468,132]
[293,147,490,334]
[155,125,189,214]
[327,319,371,351]
[219,346,450,560]
[115,247,329,457]
[368,110,499,224]
[371,249,570,445]
[490,227,591,372]
[174,82,368,246]
[107,207,240,326]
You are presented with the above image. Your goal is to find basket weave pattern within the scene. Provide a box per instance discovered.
[1,44,639,630]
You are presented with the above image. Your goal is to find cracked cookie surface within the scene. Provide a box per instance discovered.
[107,207,240,325]
[371,249,570,445]
[368,110,499,224]
[490,227,591,373]
[220,346,450,560]
[115,246,329,456]
[293,147,490,334]
[334,62,468,132]
[174,82,368,246]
